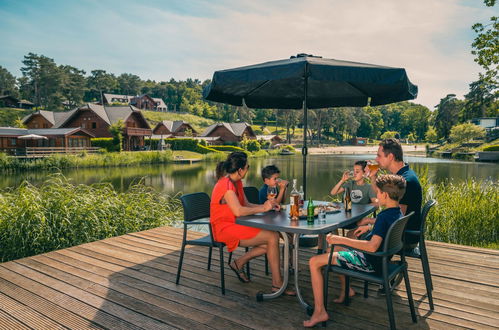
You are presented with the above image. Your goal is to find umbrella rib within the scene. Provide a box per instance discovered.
[245,80,271,98]
[346,82,370,99]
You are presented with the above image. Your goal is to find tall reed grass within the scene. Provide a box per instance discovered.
[0,174,182,262]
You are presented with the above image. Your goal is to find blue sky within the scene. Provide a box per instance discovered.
[0,0,495,109]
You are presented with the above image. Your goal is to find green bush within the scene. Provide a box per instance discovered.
[0,174,183,262]
[162,138,221,154]
[242,139,261,152]
[91,138,116,152]
[483,145,499,151]
[210,145,245,152]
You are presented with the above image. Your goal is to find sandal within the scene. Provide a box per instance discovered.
[272,285,296,296]
[229,261,250,283]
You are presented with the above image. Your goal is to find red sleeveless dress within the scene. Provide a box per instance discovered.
[210,177,261,252]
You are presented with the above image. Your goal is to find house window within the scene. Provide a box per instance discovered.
[10,138,16,146]
[81,123,86,128]
[92,122,97,129]
[34,123,39,128]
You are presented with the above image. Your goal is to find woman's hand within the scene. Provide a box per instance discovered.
[262,200,273,212]
[354,225,370,237]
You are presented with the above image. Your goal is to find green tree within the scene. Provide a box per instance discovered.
[20,53,64,109]
[60,65,86,108]
[13,117,26,128]
[0,66,19,97]
[449,123,486,143]
[380,131,399,140]
[117,73,142,95]
[463,76,498,120]
[400,104,431,141]
[434,94,463,140]
[108,120,125,152]
[471,0,498,84]
[87,70,118,103]
[424,126,438,143]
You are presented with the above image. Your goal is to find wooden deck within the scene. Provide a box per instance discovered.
[0,226,498,329]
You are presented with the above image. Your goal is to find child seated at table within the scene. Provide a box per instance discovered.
[330,160,377,235]
[258,165,288,205]
[304,174,406,327]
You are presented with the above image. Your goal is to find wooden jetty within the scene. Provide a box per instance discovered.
[0,226,498,329]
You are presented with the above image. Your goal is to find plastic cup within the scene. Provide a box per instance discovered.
[318,207,327,223]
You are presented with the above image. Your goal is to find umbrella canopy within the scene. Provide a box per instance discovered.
[18,134,48,140]
[203,54,418,197]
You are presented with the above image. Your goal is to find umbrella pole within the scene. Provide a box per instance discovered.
[302,66,309,199]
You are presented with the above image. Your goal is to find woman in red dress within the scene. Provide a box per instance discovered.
[211,152,293,294]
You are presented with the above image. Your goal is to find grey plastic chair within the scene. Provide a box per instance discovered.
[324,212,417,330]
[402,199,437,310]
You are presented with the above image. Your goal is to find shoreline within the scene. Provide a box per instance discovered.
[307,145,426,156]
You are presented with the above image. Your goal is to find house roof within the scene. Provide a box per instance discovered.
[103,93,135,104]
[256,135,282,141]
[0,127,94,137]
[201,122,251,137]
[157,120,191,133]
[153,98,167,109]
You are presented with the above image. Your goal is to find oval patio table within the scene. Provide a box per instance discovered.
[236,201,376,312]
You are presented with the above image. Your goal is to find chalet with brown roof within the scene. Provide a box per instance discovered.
[0,127,94,155]
[153,120,197,137]
[22,104,152,151]
[102,93,167,111]
[200,122,256,144]
[0,95,34,109]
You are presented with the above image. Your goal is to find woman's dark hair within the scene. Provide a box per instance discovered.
[216,151,248,179]
[354,160,367,170]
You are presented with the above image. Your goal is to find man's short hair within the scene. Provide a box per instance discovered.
[379,138,403,162]
[375,174,406,201]
[261,165,280,180]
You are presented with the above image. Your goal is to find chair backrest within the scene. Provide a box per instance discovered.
[383,211,414,255]
[180,192,210,222]
[420,199,437,235]
[243,186,261,204]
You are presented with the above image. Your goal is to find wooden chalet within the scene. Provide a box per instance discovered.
[102,93,134,105]
[102,93,166,112]
[0,127,94,155]
[153,120,197,137]
[256,134,283,146]
[152,98,167,111]
[0,95,34,109]
[22,104,152,151]
[200,122,256,144]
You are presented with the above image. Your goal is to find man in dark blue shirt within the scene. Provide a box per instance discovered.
[369,138,422,248]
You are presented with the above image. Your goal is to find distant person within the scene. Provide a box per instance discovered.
[303,174,407,327]
[259,165,288,205]
[368,138,422,250]
[210,152,295,295]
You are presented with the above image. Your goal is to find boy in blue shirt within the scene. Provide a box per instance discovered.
[304,174,406,328]
[258,165,288,205]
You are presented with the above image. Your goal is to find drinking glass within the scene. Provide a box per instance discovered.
[366,160,379,177]
[318,206,327,224]
[267,186,278,210]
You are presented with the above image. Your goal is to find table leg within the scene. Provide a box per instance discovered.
[256,231,289,301]
[293,233,313,313]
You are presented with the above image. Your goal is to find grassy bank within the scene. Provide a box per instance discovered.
[0,174,182,262]
[417,167,498,249]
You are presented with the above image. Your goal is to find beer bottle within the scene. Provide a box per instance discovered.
[290,179,299,220]
[307,197,315,224]
[298,185,304,208]
[344,186,352,212]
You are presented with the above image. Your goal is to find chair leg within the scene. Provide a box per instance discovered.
[420,249,434,310]
[344,276,351,306]
[207,247,213,270]
[265,254,269,275]
[219,246,225,295]
[323,267,331,310]
[176,242,186,284]
[403,267,418,323]
[384,276,396,330]
[245,247,251,279]
[228,251,232,265]
[364,281,369,298]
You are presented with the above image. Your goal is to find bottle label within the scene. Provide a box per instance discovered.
[290,197,294,205]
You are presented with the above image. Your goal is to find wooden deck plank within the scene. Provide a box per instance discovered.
[0,226,498,329]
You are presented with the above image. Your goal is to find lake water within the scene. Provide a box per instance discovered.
[3,154,498,198]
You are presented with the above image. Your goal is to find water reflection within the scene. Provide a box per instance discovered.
[2,155,497,197]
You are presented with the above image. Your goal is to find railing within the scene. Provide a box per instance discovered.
[16,147,101,158]
[124,127,152,136]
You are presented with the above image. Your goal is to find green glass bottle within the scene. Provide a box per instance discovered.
[307,197,315,224]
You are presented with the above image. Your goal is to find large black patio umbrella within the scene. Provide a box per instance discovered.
[203,53,418,197]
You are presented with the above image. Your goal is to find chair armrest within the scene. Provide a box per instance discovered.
[404,230,421,236]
